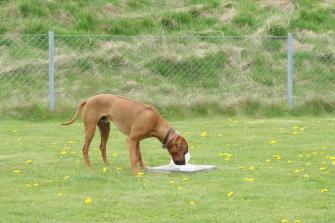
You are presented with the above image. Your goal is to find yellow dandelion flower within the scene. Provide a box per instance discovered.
[112,152,118,158]
[219,153,232,160]
[189,200,196,206]
[243,178,255,182]
[287,160,292,164]
[103,167,108,173]
[239,166,244,170]
[273,155,281,160]
[269,139,276,144]
[293,125,299,129]
[57,192,64,197]
[60,150,67,155]
[200,131,208,137]
[63,176,69,181]
[225,153,232,157]
[292,131,298,135]
[332,161,335,166]
[319,167,326,171]
[183,177,189,181]
[12,129,17,133]
[248,166,255,171]
[227,192,234,197]
[137,172,145,177]
[298,154,303,158]
[328,156,335,161]
[265,159,271,163]
[84,197,92,205]
[281,219,288,223]
[25,159,33,164]
[68,140,75,144]
[295,220,301,223]
[321,146,328,149]
[33,183,39,187]
[14,169,21,174]
[169,181,175,184]
[305,162,312,166]
[304,174,310,178]
[320,188,328,193]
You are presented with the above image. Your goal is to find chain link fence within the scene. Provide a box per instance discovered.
[0,34,49,116]
[293,35,335,111]
[0,34,334,117]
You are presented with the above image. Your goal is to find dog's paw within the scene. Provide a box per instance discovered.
[103,161,110,165]
[132,167,140,175]
[139,161,146,168]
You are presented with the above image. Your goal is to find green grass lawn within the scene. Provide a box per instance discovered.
[1,116,335,222]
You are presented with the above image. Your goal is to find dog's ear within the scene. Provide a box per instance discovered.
[176,137,188,154]
[177,144,184,153]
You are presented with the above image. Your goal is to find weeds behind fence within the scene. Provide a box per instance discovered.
[0,34,334,118]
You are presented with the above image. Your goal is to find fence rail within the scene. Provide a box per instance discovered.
[0,33,334,116]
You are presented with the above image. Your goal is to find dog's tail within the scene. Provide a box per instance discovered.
[62,100,87,125]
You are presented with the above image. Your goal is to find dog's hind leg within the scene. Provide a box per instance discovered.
[98,117,110,165]
[82,125,96,168]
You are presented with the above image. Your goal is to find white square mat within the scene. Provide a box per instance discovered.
[147,164,216,173]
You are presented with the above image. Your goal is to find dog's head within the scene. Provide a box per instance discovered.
[167,135,189,165]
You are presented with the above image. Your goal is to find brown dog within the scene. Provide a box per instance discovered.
[62,94,189,174]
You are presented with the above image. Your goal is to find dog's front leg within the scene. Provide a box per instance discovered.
[136,142,145,168]
[127,138,140,174]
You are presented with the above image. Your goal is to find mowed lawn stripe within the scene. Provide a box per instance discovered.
[0,117,334,222]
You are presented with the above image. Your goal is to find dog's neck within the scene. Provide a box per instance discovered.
[162,127,180,149]
[155,120,176,144]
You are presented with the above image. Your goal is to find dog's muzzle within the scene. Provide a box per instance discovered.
[170,152,191,165]
[173,159,185,165]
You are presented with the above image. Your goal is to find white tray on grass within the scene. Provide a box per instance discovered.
[147,163,216,173]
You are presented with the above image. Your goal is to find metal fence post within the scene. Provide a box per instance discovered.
[48,31,55,112]
[287,32,293,109]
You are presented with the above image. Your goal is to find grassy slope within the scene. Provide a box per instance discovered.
[1,117,335,222]
[0,0,334,118]
[0,0,334,36]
